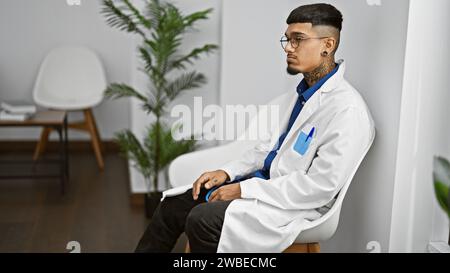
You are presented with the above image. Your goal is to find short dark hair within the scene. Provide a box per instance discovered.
[286,3,343,31]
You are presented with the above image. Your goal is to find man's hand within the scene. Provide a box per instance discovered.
[192,170,230,200]
[208,183,241,202]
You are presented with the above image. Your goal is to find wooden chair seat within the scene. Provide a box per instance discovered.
[184,241,320,253]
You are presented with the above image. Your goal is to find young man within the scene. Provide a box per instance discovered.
[135,3,375,253]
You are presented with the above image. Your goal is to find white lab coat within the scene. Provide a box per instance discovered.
[163,59,376,252]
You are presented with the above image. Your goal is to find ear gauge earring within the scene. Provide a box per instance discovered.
[321,51,329,57]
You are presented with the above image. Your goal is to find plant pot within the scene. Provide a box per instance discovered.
[145,191,162,219]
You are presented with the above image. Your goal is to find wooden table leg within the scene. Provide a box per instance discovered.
[33,126,52,161]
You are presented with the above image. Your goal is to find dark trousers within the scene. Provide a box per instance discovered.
[135,187,232,253]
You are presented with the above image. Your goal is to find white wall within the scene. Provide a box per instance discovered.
[0,0,133,140]
[324,0,410,253]
[220,0,298,108]
[389,0,450,252]
[220,0,410,252]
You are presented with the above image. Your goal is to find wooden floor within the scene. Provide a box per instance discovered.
[0,150,151,253]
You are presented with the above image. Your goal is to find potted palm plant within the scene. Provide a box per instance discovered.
[432,156,450,245]
[101,0,218,217]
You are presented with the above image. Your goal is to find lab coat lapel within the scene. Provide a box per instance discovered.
[278,91,321,153]
[279,60,346,151]
[276,60,346,154]
[273,90,299,142]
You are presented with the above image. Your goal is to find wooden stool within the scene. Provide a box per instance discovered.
[33,108,104,171]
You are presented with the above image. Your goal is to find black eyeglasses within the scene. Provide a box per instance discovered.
[280,35,329,50]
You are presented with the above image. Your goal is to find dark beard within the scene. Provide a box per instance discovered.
[286,66,300,75]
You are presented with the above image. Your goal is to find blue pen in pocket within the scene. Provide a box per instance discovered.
[293,127,315,155]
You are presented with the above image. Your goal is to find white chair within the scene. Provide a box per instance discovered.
[169,94,353,253]
[32,46,107,170]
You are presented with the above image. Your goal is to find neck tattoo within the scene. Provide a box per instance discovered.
[303,59,336,87]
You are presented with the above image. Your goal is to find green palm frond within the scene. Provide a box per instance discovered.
[115,130,152,178]
[433,156,450,218]
[139,46,153,72]
[104,83,147,103]
[169,44,218,71]
[183,8,213,28]
[145,0,164,30]
[434,181,450,218]
[102,0,146,37]
[144,123,197,170]
[141,95,159,115]
[164,71,206,100]
[164,3,186,34]
[122,0,152,29]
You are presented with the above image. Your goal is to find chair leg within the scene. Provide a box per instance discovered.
[86,109,104,152]
[84,109,104,171]
[307,243,320,253]
[283,243,320,253]
[185,241,190,253]
[33,126,53,161]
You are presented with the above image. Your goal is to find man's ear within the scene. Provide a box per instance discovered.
[324,37,337,53]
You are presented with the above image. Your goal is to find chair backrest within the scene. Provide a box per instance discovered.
[295,175,351,243]
[33,46,107,110]
[168,93,288,188]
[296,134,375,243]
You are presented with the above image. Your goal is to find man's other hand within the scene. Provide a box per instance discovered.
[208,183,241,202]
[192,170,230,200]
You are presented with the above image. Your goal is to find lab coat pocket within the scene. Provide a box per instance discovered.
[293,126,315,156]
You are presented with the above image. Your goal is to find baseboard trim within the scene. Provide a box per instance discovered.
[130,193,146,207]
[428,242,450,253]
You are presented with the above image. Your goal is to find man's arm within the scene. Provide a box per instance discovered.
[191,131,274,201]
[219,136,274,182]
[239,107,375,210]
